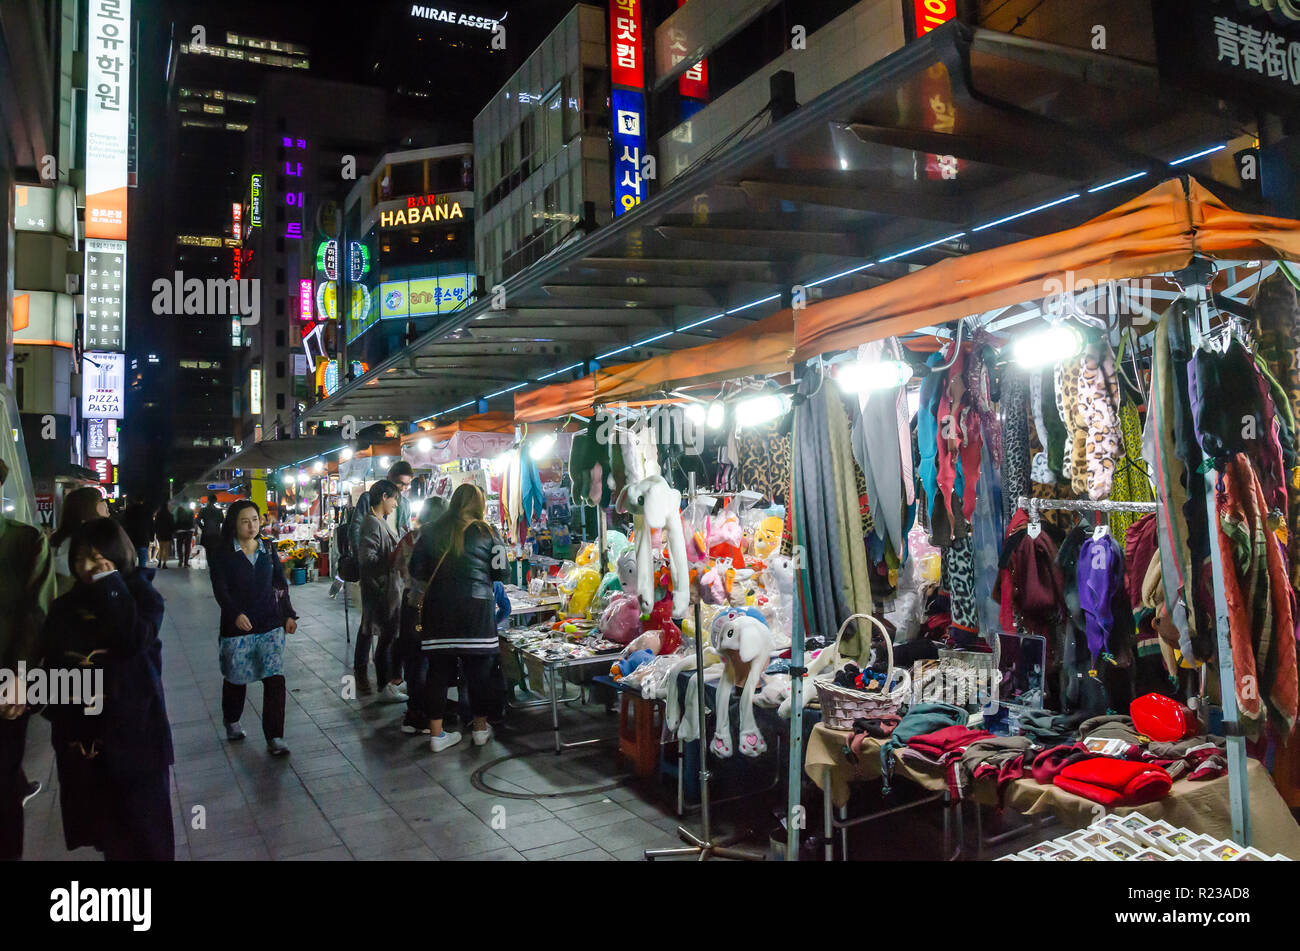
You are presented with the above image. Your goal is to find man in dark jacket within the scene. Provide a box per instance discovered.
[173,504,196,567]
[196,495,223,564]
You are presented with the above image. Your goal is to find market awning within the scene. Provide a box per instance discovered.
[307,21,1255,428]
[514,308,795,421]
[794,176,1300,360]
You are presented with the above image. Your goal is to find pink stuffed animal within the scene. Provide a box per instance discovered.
[598,592,642,645]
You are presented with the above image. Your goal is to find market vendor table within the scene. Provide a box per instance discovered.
[804,722,1300,860]
[498,634,620,754]
[506,596,563,622]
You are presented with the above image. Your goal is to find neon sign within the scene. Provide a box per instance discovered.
[379,203,464,227]
[299,279,313,321]
[349,241,370,281]
[317,240,338,280]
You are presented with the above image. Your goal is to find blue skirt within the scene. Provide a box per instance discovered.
[219,629,285,685]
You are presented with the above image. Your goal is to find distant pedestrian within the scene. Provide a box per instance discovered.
[50,486,109,598]
[154,504,175,569]
[173,504,195,567]
[121,498,155,567]
[196,494,223,565]
[208,501,298,756]
[41,517,173,861]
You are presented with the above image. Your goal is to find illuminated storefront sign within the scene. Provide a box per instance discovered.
[349,241,370,281]
[316,281,338,321]
[610,0,643,89]
[231,201,242,237]
[250,173,263,228]
[671,0,708,101]
[250,367,262,414]
[299,279,313,320]
[911,0,957,36]
[85,0,132,240]
[82,351,125,419]
[351,284,372,321]
[89,457,112,484]
[84,239,127,351]
[379,202,464,227]
[611,88,646,215]
[379,274,471,318]
[317,239,338,280]
[283,137,307,240]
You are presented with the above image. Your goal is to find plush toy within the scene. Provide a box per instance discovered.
[561,566,601,617]
[700,561,727,604]
[706,511,745,569]
[616,548,639,598]
[709,610,775,759]
[645,597,683,654]
[604,529,631,563]
[598,592,642,645]
[752,515,784,558]
[611,649,654,681]
[595,570,622,601]
[618,475,689,618]
[575,542,598,567]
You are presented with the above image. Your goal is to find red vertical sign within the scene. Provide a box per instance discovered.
[912,0,957,36]
[675,0,709,101]
[610,0,643,89]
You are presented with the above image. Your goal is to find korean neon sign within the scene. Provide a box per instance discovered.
[610,0,642,89]
[299,279,313,321]
[912,0,957,37]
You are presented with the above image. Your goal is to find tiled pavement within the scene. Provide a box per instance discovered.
[20,563,700,861]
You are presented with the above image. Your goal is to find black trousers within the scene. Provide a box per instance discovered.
[222,677,286,740]
[0,715,27,860]
[356,608,401,685]
[175,531,193,566]
[424,654,498,722]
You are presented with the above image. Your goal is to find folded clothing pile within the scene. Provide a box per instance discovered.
[1053,758,1172,806]
[907,725,995,759]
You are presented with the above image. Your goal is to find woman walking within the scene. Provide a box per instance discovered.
[208,501,298,755]
[41,518,174,860]
[395,498,445,733]
[410,483,508,751]
[50,486,109,597]
[357,480,406,702]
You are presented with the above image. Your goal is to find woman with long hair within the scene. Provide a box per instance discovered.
[50,486,109,597]
[41,518,173,860]
[409,483,508,752]
[357,479,406,701]
[208,500,298,755]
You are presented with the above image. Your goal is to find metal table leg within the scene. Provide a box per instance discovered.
[823,767,834,862]
[838,804,849,860]
[551,667,562,754]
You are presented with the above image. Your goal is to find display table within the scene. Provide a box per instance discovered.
[804,722,1300,859]
[498,631,621,754]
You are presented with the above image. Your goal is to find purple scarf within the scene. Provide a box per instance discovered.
[1077,533,1123,665]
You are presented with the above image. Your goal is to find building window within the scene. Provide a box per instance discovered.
[276,393,285,410]
[275,330,285,346]
[275,267,284,284]
[275,299,285,316]
[276,361,285,378]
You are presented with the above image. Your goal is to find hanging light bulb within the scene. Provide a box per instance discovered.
[836,358,913,393]
[529,432,557,460]
[417,437,433,453]
[313,460,324,474]
[378,456,390,468]
[684,403,706,426]
[340,447,354,462]
[282,472,297,485]
[1011,324,1084,369]
[706,401,725,430]
[490,449,515,475]
[734,393,787,429]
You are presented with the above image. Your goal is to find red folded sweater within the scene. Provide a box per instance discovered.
[907,725,994,759]
[1053,757,1172,806]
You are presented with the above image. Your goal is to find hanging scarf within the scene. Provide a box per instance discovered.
[1002,368,1030,525]
[1109,397,1155,549]
[1215,453,1298,735]
[1077,340,1124,501]
[1077,533,1124,666]
[1252,269,1300,593]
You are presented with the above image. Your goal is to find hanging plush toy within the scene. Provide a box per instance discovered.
[568,413,609,506]
[618,475,689,618]
[645,596,683,655]
[616,547,639,597]
[598,592,643,645]
[752,515,784,558]
[705,510,745,569]
[708,610,774,759]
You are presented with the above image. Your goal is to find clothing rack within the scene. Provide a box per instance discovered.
[1017,496,1158,518]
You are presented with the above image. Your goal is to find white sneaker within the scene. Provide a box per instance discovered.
[378,683,409,704]
[472,726,493,746]
[430,731,462,753]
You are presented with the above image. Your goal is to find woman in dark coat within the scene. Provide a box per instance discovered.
[358,479,405,702]
[154,504,175,569]
[410,482,508,752]
[208,500,298,755]
[41,518,173,861]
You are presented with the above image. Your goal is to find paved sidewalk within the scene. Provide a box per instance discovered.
[21,563,690,861]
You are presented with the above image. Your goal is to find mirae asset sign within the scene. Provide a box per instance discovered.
[409,5,502,30]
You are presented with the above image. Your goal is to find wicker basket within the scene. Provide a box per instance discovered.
[813,613,911,731]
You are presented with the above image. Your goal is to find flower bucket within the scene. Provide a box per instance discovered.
[291,567,307,585]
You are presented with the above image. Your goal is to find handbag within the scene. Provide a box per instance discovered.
[413,546,450,635]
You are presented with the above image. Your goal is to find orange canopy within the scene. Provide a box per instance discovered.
[402,411,516,444]
[794,177,1300,360]
[515,308,795,422]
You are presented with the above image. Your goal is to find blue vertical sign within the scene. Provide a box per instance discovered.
[611,88,646,216]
